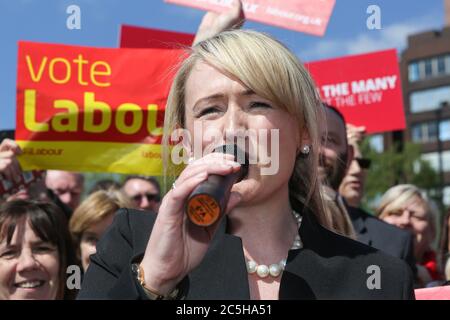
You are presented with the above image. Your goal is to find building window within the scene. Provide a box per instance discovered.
[437,56,446,75]
[410,85,450,113]
[368,134,384,153]
[411,122,438,143]
[408,53,450,82]
[443,186,450,206]
[421,151,450,172]
[424,59,433,78]
[421,152,440,171]
[440,119,450,141]
[408,63,420,82]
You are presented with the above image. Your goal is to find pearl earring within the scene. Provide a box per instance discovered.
[301,145,310,155]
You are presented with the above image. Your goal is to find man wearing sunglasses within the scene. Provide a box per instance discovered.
[321,105,416,278]
[122,175,161,213]
[339,125,371,208]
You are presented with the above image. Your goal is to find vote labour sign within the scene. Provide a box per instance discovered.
[306,49,406,133]
[15,41,183,175]
[165,0,335,36]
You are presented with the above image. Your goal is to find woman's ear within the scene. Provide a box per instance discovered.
[298,127,311,154]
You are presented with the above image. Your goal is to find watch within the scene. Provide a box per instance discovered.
[131,263,180,300]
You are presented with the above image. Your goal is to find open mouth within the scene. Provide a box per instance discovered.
[14,280,45,289]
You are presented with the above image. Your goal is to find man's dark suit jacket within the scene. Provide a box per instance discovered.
[77,207,415,300]
[346,205,417,277]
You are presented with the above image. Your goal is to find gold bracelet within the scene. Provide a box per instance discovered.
[132,263,179,300]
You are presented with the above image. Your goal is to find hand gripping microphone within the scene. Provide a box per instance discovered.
[185,144,249,227]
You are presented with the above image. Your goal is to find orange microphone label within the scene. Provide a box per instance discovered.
[187,194,220,227]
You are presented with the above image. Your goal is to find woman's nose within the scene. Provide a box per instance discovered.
[223,107,247,140]
[398,211,412,228]
[16,250,39,272]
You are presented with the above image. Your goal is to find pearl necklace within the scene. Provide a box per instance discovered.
[245,210,303,278]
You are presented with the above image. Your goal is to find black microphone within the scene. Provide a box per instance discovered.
[185,144,248,227]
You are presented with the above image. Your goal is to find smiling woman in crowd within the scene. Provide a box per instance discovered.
[0,200,75,300]
[376,184,442,287]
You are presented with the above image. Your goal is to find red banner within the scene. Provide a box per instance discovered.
[165,0,335,36]
[120,25,195,49]
[16,41,185,175]
[306,49,406,133]
[415,286,450,300]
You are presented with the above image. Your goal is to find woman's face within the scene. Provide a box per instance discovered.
[79,214,114,272]
[0,217,60,300]
[183,61,303,205]
[382,195,432,255]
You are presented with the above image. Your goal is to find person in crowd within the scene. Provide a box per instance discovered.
[45,170,84,211]
[338,124,369,208]
[122,176,161,213]
[69,189,134,272]
[77,2,414,300]
[438,210,450,281]
[332,120,416,276]
[0,139,73,219]
[88,179,121,195]
[376,184,442,287]
[318,104,356,239]
[0,200,75,299]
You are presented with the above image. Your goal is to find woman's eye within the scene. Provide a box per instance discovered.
[0,250,18,259]
[197,107,220,117]
[250,102,272,109]
[84,236,98,244]
[392,210,404,217]
[34,246,54,254]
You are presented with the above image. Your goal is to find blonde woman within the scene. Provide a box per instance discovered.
[69,189,134,272]
[376,184,442,286]
[77,25,415,299]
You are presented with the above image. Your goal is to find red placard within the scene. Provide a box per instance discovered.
[415,286,450,300]
[120,25,195,49]
[15,41,185,175]
[165,0,335,36]
[305,49,406,133]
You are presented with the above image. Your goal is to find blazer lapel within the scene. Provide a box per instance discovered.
[346,205,371,246]
[186,216,250,299]
[279,210,322,299]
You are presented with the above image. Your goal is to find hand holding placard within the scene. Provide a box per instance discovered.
[193,0,245,45]
[166,0,336,36]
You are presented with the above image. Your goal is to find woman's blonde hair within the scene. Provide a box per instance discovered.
[69,188,134,246]
[162,30,332,229]
[376,184,430,219]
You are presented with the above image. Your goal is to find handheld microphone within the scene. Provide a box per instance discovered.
[185,144,248,227]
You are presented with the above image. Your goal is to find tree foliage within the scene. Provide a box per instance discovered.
[360,139,440,210]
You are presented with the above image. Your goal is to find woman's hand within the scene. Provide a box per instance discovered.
[193,0,245,45]
[0,139,23,183]
[140,152,243,295]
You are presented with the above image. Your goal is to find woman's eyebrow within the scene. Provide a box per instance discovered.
[30,240,51,246]
[192,89,259,112]
[193,93,225,111]
[240,89,255,96]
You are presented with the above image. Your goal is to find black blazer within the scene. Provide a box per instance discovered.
[77,208,415,300]
[346,205,417,277]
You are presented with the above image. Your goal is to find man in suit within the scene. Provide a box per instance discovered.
[320,105,416,276]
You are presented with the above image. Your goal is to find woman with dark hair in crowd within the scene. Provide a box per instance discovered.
[0,200,76,299]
